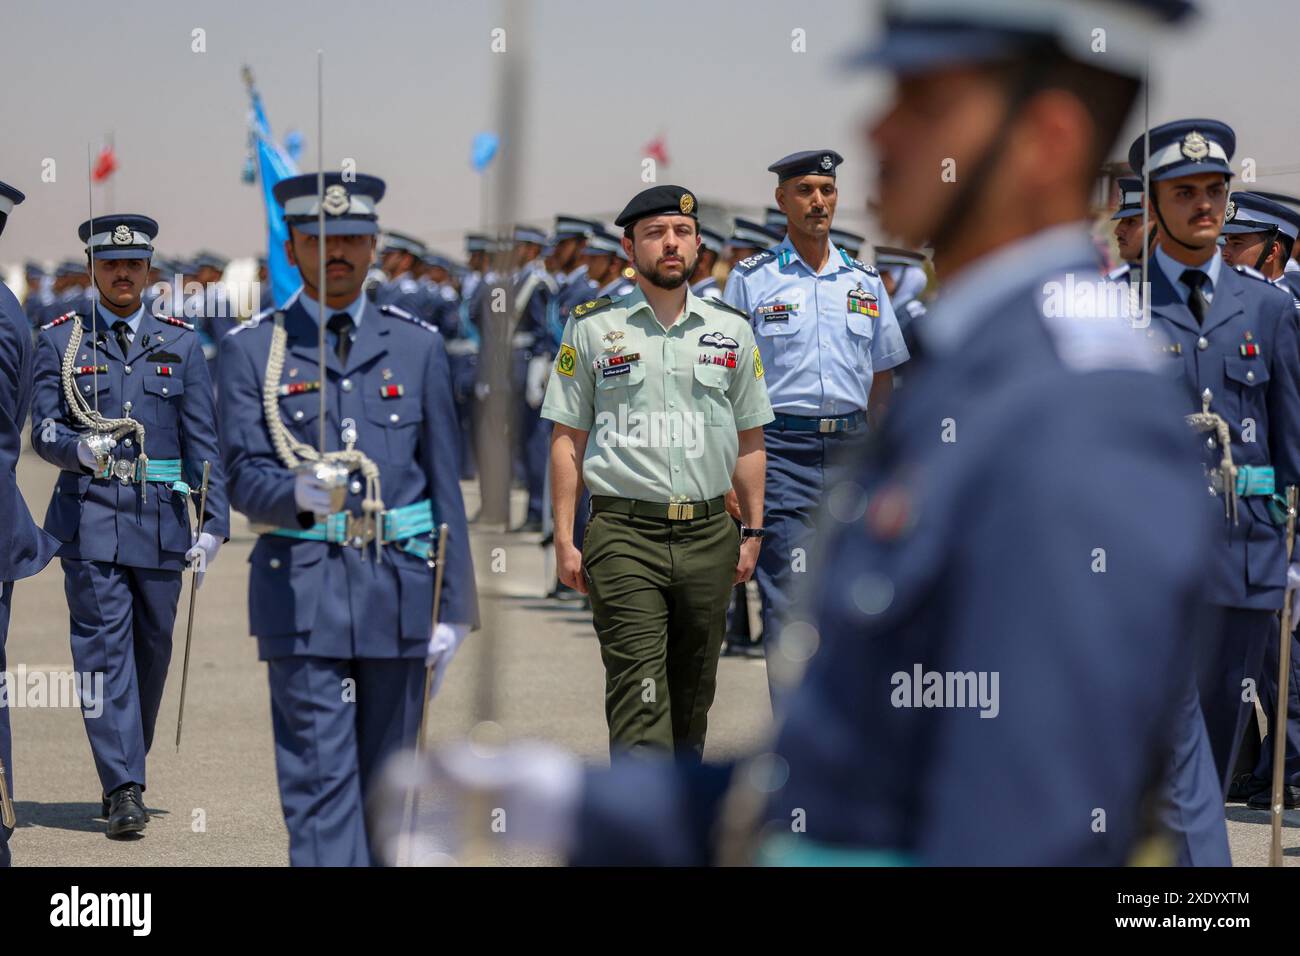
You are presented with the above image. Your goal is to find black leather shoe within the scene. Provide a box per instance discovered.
[1227,772,1268,802]
[1247,785,1300,810]
[106,784,148,838]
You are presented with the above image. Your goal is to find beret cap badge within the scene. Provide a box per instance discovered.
[321,184,350,216]
[679,192,695,215]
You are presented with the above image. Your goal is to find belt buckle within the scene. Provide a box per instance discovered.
[818,418,836,434]
[345,513,376,548]
[110,457,137,484]
[667,502,695,521]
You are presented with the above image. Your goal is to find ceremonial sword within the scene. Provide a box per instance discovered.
[174,459,211,751]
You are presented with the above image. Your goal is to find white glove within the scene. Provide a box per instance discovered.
[185,531,221,587]
[425,622,470,698]
[371,739,583,865]
[1287,563,1300,634]
[525,354,550,409]
[294,470,335,517]
[75,439,103,471]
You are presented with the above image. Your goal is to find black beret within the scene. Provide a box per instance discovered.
[614,184,699,228]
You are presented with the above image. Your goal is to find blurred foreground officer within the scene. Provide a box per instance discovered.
[30,214,229,839]
[218,172,478,866]
[0,182,60,866]
[405,0,1225,867]
[542,185,773,760]
[723,149,908,702]
[1130,122,1300,802]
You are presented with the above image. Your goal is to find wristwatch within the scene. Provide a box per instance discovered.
[740,526,767,540]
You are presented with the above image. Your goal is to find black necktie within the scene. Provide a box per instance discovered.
[1181,269,1209,325]
[112,320,132,357]
[326,312,354,366]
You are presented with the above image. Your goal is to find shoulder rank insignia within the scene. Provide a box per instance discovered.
[1232,264,1269,283]
[159,315,196,331]
[732,250,775,275]
[41,311,76,331]
[572,296,613,320]
[839,247,878,275]
[707,298,751,322]
[380,303,439,333]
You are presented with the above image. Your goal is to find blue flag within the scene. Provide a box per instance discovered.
[247,86,301,308]
[471,132,499,173]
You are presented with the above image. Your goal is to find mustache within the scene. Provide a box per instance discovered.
[325,258,353,269]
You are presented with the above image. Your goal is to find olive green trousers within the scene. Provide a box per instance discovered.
[582,509,739,761]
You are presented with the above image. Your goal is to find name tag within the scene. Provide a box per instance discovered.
[756,302,797,322]
[601,364,631,378]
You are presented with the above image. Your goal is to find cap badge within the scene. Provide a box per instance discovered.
[321,184,350,216]
[678,192,695,215]
[820,154,833,171]
[1225,200,1236,222]
[112,224,134,245]
[1181,130,1210,162]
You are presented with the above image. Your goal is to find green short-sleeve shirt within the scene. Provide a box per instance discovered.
[541,287,774,503]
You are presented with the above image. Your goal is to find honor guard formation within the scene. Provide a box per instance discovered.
[4,0,1300,868]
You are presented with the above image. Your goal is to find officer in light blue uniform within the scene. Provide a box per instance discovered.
[0,181,60,867]
[723,149,909,702]
[690,226,726,300]
[30,213,229,839]
[1217,190,1300,808]
[218,171,478,866]
[1130,121,1300,805]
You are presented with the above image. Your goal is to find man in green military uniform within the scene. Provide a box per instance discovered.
[542,185,774,761]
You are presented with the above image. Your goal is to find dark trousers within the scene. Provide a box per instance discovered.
[266,655,425,866]
[1198,605,1273,794]
[757,426,869,707]
[62,559,182,795]
[583,509,738,761]
[1249,625,1300,787]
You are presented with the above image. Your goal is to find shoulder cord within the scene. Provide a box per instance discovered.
[61,316,149,491]
[263,313,386,548]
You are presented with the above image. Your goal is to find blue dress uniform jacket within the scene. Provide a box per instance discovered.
[0,280,60,867]
[1147,261,1300,610]
[31,308,230,566]
[217,298,478,660]
[28,305,229,798]
[567,226,1218,866]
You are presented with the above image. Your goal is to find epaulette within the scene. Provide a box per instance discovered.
[159,315,195,331]
[40,311,76,331]
[838,247,879,276]
[572,296,614,320]
[732,250,775,275]
[380,302,439,334]
[705,298,751,322]
[1233,264,1266,281]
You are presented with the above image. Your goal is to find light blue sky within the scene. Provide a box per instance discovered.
[3,0,1298,263]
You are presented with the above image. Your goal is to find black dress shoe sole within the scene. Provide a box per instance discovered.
[106,817,147,838]
[1247,791,1300,811]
